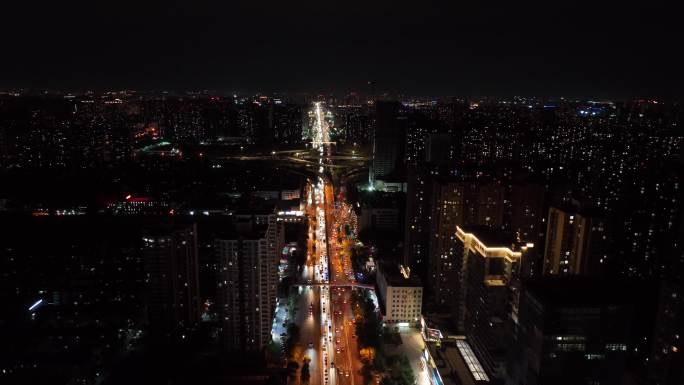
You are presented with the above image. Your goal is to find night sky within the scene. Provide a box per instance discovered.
[2,1,681,98]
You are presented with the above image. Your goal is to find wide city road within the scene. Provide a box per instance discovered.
[294,102,335,385]
[293,101,370,385]
[328,186,365,385]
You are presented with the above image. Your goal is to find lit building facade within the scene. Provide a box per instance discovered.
[543,205,607,276]
[454,225,532,378]
[428,180,507,307]
[215,214,284,351]
[377,263,423,326]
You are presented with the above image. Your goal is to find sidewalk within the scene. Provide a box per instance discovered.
[384,329,432,385]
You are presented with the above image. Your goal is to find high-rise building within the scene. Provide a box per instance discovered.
[474,183,506,227]
[360,206,400,232]
[508,182,545,278]
[406,167,541,288]
[543,205,607,276]
[649,279,684,384]
[428,179,467,307]
[215,214,284,351]
[142,223,201,340]
[370,101,403,184]
[424,133,454,164]
[508,182,545,244]
[510,278,634,385]
[428,178,507,305]
[453,225,532,378]
[403,165,434,282]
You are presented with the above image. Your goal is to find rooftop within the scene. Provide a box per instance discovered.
[458,225,517,248]
[379,262,422,287]
[427,339,490,385]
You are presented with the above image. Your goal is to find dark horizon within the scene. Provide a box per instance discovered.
[2,1,682,99]
[1,87,681,104]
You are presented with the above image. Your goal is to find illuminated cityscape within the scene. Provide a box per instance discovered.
[1,2,683,385]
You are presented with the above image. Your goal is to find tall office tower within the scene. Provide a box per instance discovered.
[474,182,506,227]
[142,223,201,340]
[403,114,430,166]
[543,205,607,276]
[510,279,634,385]
[424,133,456,164]
[453,226,532,378]
[215,214,284,351]
[370,101,402,184]
[509,182,545,243]
[615,162,682,279]
[428,179,467,307]
[427,178,507,304]
[508,182,545,278]
[403,166,434,283]
[648,212,684,385]
[649,279,684,385]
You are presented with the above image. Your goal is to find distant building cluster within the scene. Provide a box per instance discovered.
[0,91,306,168]
[356,97,683,385]
[1,92,683,385]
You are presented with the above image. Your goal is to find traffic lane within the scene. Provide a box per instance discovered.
[344,290,364,385]
[295,286,322,385]
[341,290,356,385]
[341,289,359,383]
[331,289,349,385]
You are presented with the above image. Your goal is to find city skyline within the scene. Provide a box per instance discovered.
[1,3,683,385]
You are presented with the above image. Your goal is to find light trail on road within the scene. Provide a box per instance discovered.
[297,102,368,385]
